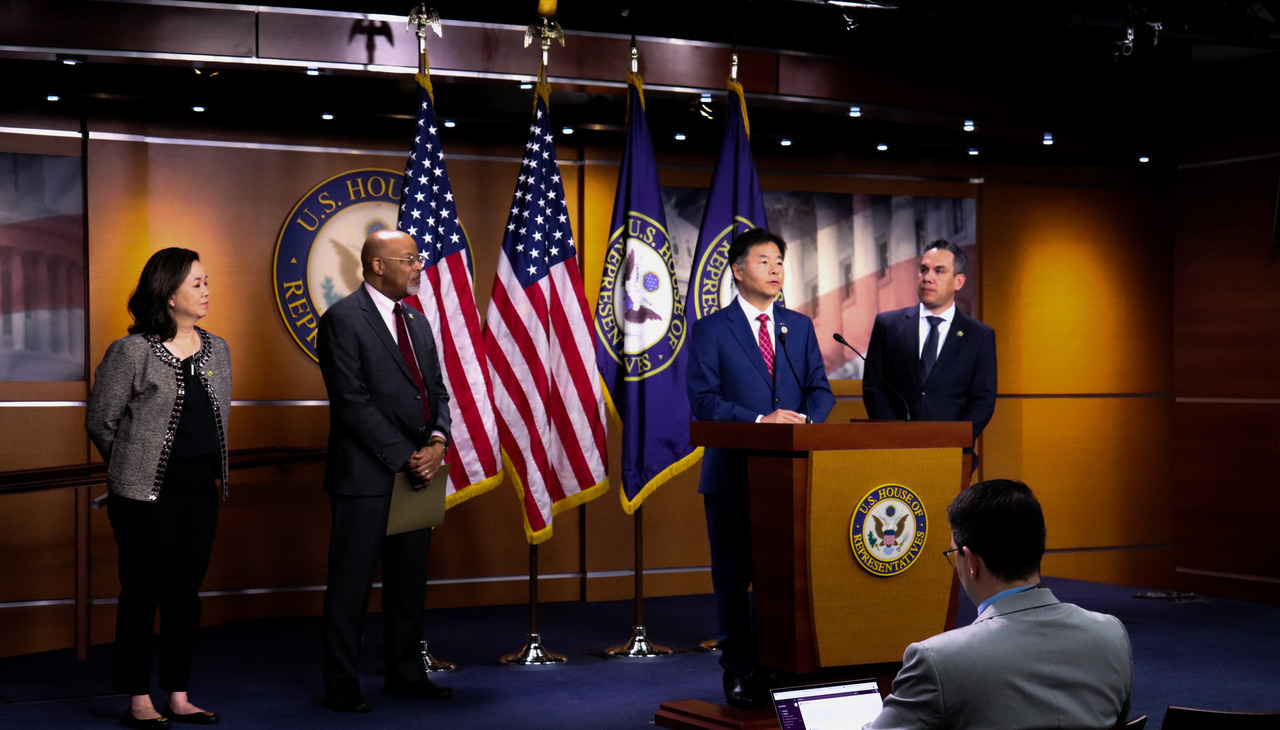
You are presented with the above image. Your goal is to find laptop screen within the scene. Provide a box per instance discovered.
[771,679,884,730]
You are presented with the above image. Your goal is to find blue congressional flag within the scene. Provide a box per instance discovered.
[594,73,702,513]
[686,78,769,323]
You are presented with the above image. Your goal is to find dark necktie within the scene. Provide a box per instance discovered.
[757,313,774,378]
[393,303,432,427]
[919,315,943,383]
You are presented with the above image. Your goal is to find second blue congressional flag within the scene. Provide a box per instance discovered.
[686,78,769,323]
[594,73,702,513]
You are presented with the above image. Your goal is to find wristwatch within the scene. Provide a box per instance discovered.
[428,436,448,457]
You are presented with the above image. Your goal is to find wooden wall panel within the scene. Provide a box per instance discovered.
[980,182,1172,396]
[983,396,1173,554]
[1041,548,1175,590]
[0,605,76,658]
[0,490,77,601]
[1173,159,1280,398]
[1172,403,1280,580]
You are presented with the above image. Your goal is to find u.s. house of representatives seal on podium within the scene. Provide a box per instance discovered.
[849,484,929,576]
[274,169,403,362]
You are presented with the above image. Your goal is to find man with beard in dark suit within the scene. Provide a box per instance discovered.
[317,229,452,713]
[863,239,996,470]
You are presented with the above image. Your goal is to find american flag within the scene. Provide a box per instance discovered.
[399,72,503,507]
[483,84,609,544]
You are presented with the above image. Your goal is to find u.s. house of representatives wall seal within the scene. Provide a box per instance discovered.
[849,484,929,576]
[596,213,686,380]
[274,168,403,362]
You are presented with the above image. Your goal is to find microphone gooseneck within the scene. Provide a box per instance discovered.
[778,324,810,423]
[833,332,912,422]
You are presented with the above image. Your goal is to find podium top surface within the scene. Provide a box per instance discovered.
[689,420,972,452]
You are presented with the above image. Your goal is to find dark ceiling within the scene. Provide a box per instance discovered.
[4,0,1279,170]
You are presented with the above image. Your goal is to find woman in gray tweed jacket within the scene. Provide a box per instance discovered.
[86,248,231,730]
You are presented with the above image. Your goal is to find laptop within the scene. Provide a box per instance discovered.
[771,678,884,730]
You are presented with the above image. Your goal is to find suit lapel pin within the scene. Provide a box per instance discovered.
[956,330,964,337]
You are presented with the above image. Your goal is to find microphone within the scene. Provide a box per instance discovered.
[777,323,810,422]
[833,332,911,422]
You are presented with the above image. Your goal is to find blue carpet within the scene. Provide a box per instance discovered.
[1,577,1277,728]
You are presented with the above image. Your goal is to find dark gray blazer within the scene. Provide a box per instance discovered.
[316,284,451,497]
[866,588,1133,730]
[86,329,232,502]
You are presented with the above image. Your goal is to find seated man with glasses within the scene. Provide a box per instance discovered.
[865,479,1134,730]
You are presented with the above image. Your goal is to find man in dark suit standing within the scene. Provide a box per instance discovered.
[317,229,452,713]
[863,239,996,469]
[687,228,835,709]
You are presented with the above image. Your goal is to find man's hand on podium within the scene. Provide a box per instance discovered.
[761,409,807,424]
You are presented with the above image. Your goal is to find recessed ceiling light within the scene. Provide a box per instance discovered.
[321,113,334,120]
[306,67,320,76]
[1042,132,1054,145]
[561,126,574,135]
[46,94,60,102]
[1138,155,1150,163]
[700,92,712,103]
[963,119,975,132]
[674,133,687,141]
[61,58,79,66]
[968,148,979,156]
[519,81,534,90]
[780,138,792,147]
[192,105,206,113]
[876,143,888,151]
[443,120,456,128]
[849,106,862,117]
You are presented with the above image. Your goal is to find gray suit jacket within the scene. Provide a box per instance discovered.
[317,284,451,497]
[866,587,1133,730]
[86,329,232,502]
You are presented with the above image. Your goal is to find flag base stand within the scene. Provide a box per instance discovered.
[606,625,671,658]
[500,545,567,665]
[420,640,456,671]
[604,507,673,659]
[500,632,567,665]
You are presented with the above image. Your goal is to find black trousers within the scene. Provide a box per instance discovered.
[107,472,219,695]
[703,492,757,677]
[321,492,432,694]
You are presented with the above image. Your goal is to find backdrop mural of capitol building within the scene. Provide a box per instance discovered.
[661,187,977,380]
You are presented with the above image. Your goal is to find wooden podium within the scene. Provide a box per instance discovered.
[656,420,971,730]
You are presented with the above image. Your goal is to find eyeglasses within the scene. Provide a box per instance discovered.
[378,254,426,269]
[942,547,963,567]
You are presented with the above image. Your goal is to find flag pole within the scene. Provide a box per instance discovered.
[500,543,568,664]
[406,3,455,673]
[500,6,569,665]
[604,42,671,660]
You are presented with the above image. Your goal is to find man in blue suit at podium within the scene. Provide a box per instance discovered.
[687,228,834,709]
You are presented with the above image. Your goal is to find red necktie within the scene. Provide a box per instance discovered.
[394,303,432,427]
[757,313,774,378]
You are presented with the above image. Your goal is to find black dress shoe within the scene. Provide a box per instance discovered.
[120,709,172,729]
[322,687,371,713]
[384,677,453,700]
[722,670,768,710]
[163,705,220,725]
